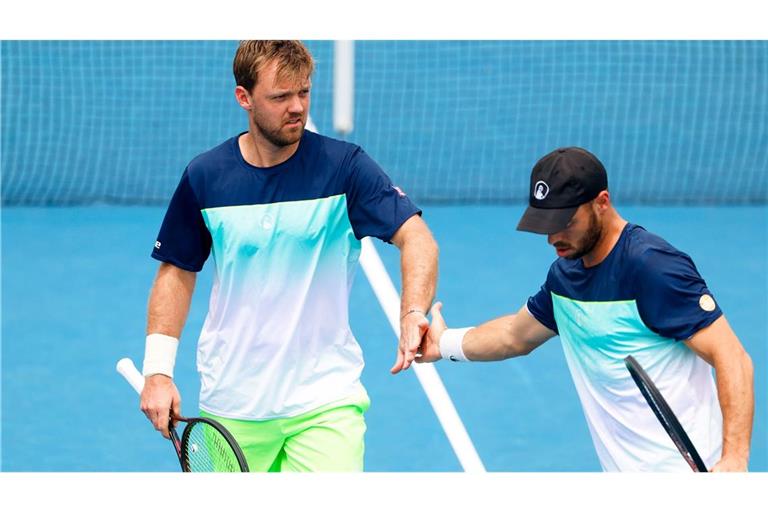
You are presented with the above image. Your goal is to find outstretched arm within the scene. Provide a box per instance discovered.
[389,215,438,374]
[418,302,555,363]
[684,315,754,472]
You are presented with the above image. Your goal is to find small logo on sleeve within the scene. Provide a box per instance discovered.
[154,241,162,249]
[392,185,406,197]
[533,181,550,200]
[699,294,716,312]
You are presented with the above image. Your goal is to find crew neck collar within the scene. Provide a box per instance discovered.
[233,131,306,173]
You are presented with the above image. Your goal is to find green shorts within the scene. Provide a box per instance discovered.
[200,393,370,472]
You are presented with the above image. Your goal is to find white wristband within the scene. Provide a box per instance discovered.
[439,327,474,362]
[142,333,179,378]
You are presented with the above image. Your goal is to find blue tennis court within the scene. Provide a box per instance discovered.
[1,205,765,471]
[2,41,766,472]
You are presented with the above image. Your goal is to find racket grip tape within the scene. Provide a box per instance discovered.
[116,357,145,394]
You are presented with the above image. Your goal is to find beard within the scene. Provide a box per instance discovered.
[253,113,305,147]
[564,208,603,260]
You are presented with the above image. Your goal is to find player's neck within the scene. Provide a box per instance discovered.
[581,213,628,268]
[239,129,300,168]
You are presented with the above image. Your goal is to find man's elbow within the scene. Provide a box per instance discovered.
[514,340,537,357]
[741,349,754,383]
[715,342,754,385]
[501,326,535,358]
[403,225,439,256]
[729,340,753,379]
[425,233,439,258]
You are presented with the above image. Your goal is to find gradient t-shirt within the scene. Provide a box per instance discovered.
[152,129,421,420]
[527,223,723,471]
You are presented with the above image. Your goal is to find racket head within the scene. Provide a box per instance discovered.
[179,417,249,472]
[624,355,708,472]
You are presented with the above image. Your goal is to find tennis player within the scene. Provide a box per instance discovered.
[418,147,754,472]
[139,40,438,471]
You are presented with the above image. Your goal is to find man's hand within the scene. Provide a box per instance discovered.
[416,301,447,364]
[710,455,749,472]
[390,309,429,374]
[140,374,181,438]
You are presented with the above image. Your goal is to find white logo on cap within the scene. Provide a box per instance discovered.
[699,294,716,312]
[533,181,550,200]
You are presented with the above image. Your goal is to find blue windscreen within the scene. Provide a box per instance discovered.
[2,40,766,205]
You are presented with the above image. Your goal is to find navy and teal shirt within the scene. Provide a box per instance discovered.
[526,223,724,471]
[152,130,421,420]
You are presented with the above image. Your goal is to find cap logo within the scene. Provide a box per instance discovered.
[533,181,550,200]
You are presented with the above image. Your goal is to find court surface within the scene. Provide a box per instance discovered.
[1,204,765,471]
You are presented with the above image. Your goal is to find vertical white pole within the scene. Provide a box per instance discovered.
[333,40,355,135]
[332,40,485,472]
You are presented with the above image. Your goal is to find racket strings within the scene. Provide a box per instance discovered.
[183,422,243,472]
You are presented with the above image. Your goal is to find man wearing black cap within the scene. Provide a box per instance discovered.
[416,147,754,472]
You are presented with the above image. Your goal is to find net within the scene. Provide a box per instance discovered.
[1,40,333,206]
[2,40,766,205]
[354,40,768,205]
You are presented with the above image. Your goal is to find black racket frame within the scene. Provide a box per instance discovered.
[168,416,249,472]
[624,355,708,472]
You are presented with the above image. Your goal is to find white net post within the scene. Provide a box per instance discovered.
[333,40,355,135]
[311,42,486,472]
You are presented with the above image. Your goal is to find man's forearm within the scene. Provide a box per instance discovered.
[463,316,524,361]
[462,308,553,361]
[684,316,754,470]
[147,262,196,337]
[714,347,754,463]
[399,230,438,314]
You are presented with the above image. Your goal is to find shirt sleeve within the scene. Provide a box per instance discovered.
[344,147,422,242]
[526,277,558,334]
[634,245,722,341]
[151,169,212,272]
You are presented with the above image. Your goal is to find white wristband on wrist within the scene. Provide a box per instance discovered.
[142,333,179,378]
[439,327,474,362]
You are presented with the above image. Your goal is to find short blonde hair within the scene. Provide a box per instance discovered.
[233,40,314,91]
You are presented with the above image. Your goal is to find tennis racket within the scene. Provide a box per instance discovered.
[624,355,708,472]
[116,357,249,472]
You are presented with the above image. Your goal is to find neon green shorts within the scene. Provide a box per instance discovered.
[200,393,370,472]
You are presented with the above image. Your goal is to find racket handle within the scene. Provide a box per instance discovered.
[116,357,145,394]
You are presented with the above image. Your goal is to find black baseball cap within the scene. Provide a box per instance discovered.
[516,147,608,234]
